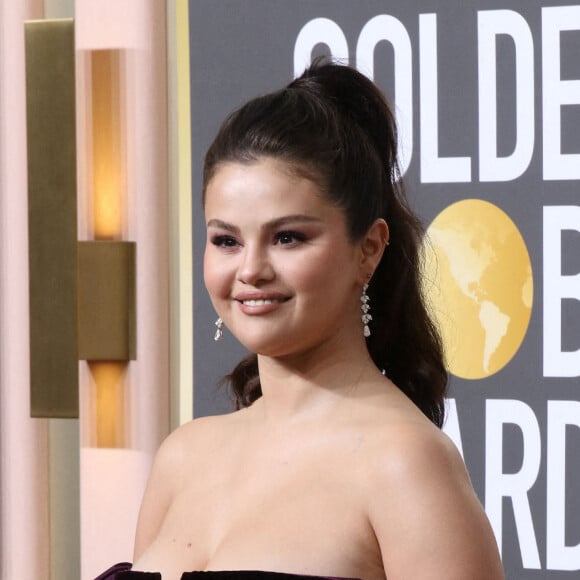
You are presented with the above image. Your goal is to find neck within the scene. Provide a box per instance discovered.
[253,331,380,423]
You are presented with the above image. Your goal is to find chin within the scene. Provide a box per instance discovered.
[229,318,324,358]
[248,336,322,360]
[240,340,289,358]
[234,332,300,359]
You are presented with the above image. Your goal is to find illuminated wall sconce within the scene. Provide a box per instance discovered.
[25,20,136,419]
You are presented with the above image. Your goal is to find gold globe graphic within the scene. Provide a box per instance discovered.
[422,199,533,380]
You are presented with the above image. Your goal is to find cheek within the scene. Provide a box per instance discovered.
[288,263,326,291]
[203,249,229,299]
[285,247,354,293]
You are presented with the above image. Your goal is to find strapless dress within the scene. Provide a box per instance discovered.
[95,564,361,580]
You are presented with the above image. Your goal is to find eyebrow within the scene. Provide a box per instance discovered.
[206,219,240,234]
[206,214,323,232]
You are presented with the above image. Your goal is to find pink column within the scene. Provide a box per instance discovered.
[76,1,170,576]
[0,0,50,578]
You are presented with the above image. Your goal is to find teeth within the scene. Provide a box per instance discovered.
[242,299,281,306]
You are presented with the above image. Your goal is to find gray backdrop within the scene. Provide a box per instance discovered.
[189,1,580,577]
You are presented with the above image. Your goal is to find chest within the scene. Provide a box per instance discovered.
[149,452,377,576]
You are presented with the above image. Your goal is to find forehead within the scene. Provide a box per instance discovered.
[204,158,330,214]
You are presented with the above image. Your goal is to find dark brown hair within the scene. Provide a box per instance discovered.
[203,59,447,427]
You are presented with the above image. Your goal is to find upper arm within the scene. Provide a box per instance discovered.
[133,429,185,561]
[368,428,504,580]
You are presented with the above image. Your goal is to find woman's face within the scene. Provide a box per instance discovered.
[203,157,365,358]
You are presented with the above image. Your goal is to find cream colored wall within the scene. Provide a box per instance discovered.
[0,0,171,578]
[44,0,74,18]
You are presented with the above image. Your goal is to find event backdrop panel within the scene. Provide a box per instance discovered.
[188,1,580,577]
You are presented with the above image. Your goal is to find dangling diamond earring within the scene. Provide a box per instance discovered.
[214,317,224,341]
[361,283,372,338]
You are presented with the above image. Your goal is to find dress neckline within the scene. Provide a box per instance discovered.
[97,563,364,580]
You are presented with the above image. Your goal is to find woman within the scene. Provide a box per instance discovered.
[99,60,504,579]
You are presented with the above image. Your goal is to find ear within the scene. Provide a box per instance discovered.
[358,219,389,282]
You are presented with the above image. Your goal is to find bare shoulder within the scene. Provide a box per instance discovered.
[133,411,240,560]
[161,411,239,458]
[142,413,234,483]
[364,415,504,580]
[369,417,467,487]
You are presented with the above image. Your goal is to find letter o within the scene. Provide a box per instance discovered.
[293,17,349,78]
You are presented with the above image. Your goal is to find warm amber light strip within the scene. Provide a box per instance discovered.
[89,50,128,446]
[91,50,124,239]
[88,361,127,448]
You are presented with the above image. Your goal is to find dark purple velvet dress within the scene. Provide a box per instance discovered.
[95,565,360,580]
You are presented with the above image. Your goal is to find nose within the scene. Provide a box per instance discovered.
[237,244,274,286]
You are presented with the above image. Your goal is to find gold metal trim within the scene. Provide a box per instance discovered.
[77,241,136,361]
[26,19,78,418]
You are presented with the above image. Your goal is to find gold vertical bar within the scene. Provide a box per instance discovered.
[26,19,78,418]
[170,0,194,426]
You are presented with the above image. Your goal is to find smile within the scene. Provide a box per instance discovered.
[242,298,285,306]
[235,294,291,314]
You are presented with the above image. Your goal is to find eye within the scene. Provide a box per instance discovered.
[274,231,307,246]
[211,234,240,249]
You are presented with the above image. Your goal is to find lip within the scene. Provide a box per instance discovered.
[233,292,291,315]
